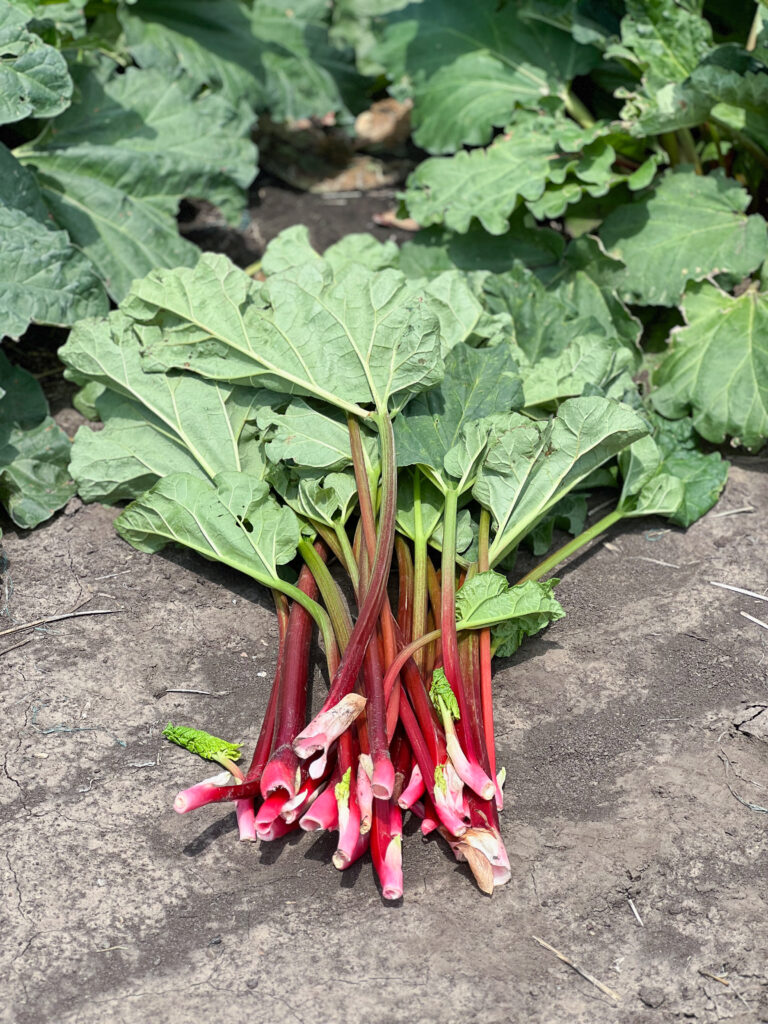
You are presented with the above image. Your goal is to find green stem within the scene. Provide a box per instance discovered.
[747,3,763,51]
[660,132,680,167]
[676,129,702,174]
[297,539,352,651]
[333,519,359,595]
[516,508,625,584]
[348,414,377,563]
[562,87,595,130]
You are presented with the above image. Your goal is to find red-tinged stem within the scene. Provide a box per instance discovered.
[257,815,300,842]
[348,414,377,562]
[391,729,410,803]
[478,508,496,787]
[293,413,397,763]
[398,690,466,836]
[243,590,288,783]
[357,753,374,833]
[411,472,429,670]
[332,830,370,870]
[255,790,288,835]
[363,623,394,799]
[299,771,340,832]
[398,761,425,810]
[335,779,362,868]
[236,797,256,842]
[380,628,441,701]
[261,558,321,800]
[395,537,414,642]
[371,797,403,901]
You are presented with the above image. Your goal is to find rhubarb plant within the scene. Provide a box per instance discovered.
[60,226,728,898]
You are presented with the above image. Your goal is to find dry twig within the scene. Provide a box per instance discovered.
[532,936,620,1002]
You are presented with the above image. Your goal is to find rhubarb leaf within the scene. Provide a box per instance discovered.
[60,313,262,501]
[128,254,443,417]
[0,1,73,125]
[599,169,768,307]
[16,64,257,300]
[429,667,460,720]
[652,282,768,451]
[474,396,648,566]
[455,571,564,632]
[0,205,108,338]
[0,351,75,529]
[379,0,598,152]
[394,344,523,488]
[490,578,565,656]
[116,472,300,585]
[399,217,565,277]
[402,113,618,234]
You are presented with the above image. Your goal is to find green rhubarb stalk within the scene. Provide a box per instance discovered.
[516,508,624,584]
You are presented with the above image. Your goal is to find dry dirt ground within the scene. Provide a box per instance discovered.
[2,190,768,1024]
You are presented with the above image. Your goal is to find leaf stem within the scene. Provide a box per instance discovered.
[562,87,595,130]
[516,508,624,584]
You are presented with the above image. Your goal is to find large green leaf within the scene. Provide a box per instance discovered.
[394,344,523,487]
[16,64,257,301]
[0,205,108,338]
[402,114,618,234]
[116,471,300,585]
[652,282,768,450]
[259,225,492,351]
[599,169,768,306]
[378,0,598,152]
[59,312,262,501]
[474,396,648,565]
[0,351,75,529]
[398,217,565,278]
[0,0,72,125]
[124,253,443,417]
[120,0,363,122]
[119,0,262,107]
[515,334,637,409]
[606,0,712,91]
[536,236,641,354]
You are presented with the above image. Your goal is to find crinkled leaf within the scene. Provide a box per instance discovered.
[120,0,263,107]
[652,282,768,451]
[128,253,442,417]
[59,312,262,502]
[260,227,488,352]
[599,169,768,307]
[0,0,72,125]
[17,65,257,300]
[455,570,564,633]
[399,217,565,278]
[257,396,377,470]
[116,471,300,585]
[536,236,641,355]
[394,345,523,488]
[379,0,598,153]
[517,334,637,409]
[606,0,711,92]
[474,396,648,566]
[0,352,74,528]
[402,113,619,235]
[0,205,108,338]
[490,578,565,656]
[120,0,363,122]
[617,419,728,525]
